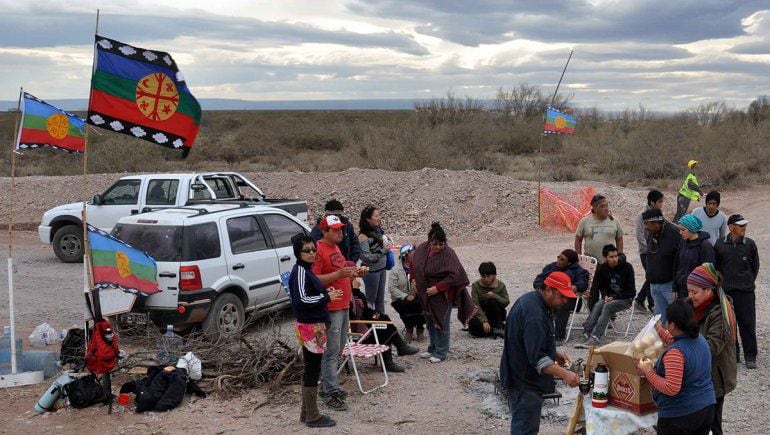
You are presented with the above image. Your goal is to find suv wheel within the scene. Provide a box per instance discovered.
[202,293,245,339]
[53,224,84,263]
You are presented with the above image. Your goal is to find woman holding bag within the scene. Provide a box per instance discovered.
[288,234,341,428]
[358,205,392,314]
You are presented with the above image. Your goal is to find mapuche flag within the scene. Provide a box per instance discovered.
[88,225,160,297]
[16,92,85,153]
[543,107,576,135]
[87,35,202,157]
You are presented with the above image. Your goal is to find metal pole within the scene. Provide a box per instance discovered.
[8,88,22,373]
[550,50,574,108]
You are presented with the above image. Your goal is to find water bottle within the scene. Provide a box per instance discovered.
[0,326,23,375]
[23,350,60,378]
[156,325,183,365]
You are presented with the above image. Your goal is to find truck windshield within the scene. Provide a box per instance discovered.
[112,224,182,262]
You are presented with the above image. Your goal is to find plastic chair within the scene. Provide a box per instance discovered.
[565,255,598,341]
[605,301,636,338]
[337,320,392,395]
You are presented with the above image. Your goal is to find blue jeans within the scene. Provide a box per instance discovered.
[320,309,349,395]
[583,298,632,338]
[425,305,452,360]
[508,387,544,435]
[363,268,387,314]
[650,282,674,326]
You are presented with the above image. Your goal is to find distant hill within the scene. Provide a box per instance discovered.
[0,98,431,111]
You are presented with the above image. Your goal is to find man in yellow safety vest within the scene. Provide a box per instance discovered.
[673,159,702,223]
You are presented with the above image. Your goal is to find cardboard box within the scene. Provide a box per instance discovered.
[596,341,657,415]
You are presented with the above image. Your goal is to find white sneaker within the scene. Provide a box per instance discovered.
[429,357,443,363]
[420,351,432,359]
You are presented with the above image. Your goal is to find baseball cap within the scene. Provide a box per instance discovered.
[727,214,749,226]
[544,271,576,298]
[319,214,346,230]
[642,209,665,222]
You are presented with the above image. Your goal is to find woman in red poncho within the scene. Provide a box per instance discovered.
[411,222,475,363]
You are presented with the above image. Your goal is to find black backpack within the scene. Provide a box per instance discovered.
[60,328,86,366]
[64,374,109,408]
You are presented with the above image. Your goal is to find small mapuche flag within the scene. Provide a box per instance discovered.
[16,92,86,153]
[88,225,161,297]
[543,106,576,135]
[87,35,202,157]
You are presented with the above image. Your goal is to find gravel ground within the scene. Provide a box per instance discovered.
[0,170,767,434]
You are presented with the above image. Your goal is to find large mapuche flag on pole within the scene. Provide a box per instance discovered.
[543,106,576,135]
[17,92,86,153]
[87,35,202,157]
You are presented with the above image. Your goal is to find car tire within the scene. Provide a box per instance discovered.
[53,224,83,263]
[202,293,245,340]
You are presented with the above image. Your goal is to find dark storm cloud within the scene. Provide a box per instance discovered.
[0,9,429,55]
[346,0,768,46]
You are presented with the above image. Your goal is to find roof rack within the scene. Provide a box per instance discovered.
[139,203,254,218]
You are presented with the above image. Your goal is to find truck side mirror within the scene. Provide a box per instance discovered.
[92,194,103,205]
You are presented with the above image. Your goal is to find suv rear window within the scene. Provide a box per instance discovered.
[112,222,220,262]
[227,216,268,254]
[112,224,182,262]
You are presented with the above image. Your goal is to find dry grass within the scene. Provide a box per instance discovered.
[1,96,769,188]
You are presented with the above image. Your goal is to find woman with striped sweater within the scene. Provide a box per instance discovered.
[637,300,716,435]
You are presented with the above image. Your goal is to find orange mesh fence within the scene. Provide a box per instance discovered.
[539,186,596,232]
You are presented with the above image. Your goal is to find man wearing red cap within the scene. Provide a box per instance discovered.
[500,271,580,434]
[313,215,364,410]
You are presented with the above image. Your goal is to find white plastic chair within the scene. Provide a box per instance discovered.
[605,301,636,338]
[337,320,391,395]
[564,255,597,341]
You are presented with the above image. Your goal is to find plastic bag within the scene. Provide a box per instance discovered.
[176,351,202,380]
[625,314,664,360]
[29,323,60,347]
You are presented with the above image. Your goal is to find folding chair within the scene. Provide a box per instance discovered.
[565,255,597,342]
[605,301,636,338]
[337,320,392,395]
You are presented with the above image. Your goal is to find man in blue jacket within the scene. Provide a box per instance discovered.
[533,249,589,344]
[501,271,580,434]
[310,199,361,262]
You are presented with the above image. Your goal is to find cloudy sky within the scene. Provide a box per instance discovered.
[1,0,769,111]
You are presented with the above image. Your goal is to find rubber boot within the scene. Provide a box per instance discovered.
[383,350,405,373]
[416,327,425,342]
[404,327,414,343]
[392,333,419,356]
[303,386,336,428]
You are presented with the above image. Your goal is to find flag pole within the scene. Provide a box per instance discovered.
[82,9,100,294]
[7,87,23,374]
[550,50,573,107]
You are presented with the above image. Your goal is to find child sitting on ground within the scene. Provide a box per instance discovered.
[468,262,510,339]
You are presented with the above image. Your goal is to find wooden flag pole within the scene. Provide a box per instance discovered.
[7,88,22,259]
[82,9,100,294]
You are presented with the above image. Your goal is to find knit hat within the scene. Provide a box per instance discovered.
[687,263,718,289]
[678,214,703,232]
[560,249,578,264]
[399,244,415,259]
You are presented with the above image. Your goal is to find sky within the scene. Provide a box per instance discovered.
[1,0,769,111]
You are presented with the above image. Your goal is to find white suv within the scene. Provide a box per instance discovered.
[111,203,309,338]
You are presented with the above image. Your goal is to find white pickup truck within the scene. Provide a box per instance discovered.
[39,172,308,263]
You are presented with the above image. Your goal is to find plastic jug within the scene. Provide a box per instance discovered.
[23,350,60,378]
[34,374,73,413]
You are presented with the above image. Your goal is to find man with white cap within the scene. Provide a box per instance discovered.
[500,271,580,434]
[715,214,760,369]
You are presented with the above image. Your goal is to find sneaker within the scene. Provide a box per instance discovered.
[746,360,757,369]
[319,389,348,400]
[324,394,348,411]
[587,336,601,347]
[429,357,443,363]
[420,351,432,359]
[634,300,647,313]
[306,415,336,428]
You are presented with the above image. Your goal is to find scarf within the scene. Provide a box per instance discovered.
[717,286,738,342]
[366,228,385,247]
[693,292,714,322]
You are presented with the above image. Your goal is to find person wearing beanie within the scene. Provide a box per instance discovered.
[684,263,737,435]
[673,214,715,301]
[533,249,590,343]
[714,214,760,369]
[642,208,681,326]
[673,159,703,223]
[635,190,665,313]
[692,191,728,246]
[309,199,361,262]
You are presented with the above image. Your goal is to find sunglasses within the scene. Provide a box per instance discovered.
[300,247,317,254]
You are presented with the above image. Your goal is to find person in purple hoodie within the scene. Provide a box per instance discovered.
[672,214,715,300]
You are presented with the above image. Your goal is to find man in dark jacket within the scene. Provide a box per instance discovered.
[309,199,361,262]
[643,209,680,326]
[501,271,580,435]
[715,214,760,368]
[673,214,715,299]
[533,249,589,343]
[577,244,635,347]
